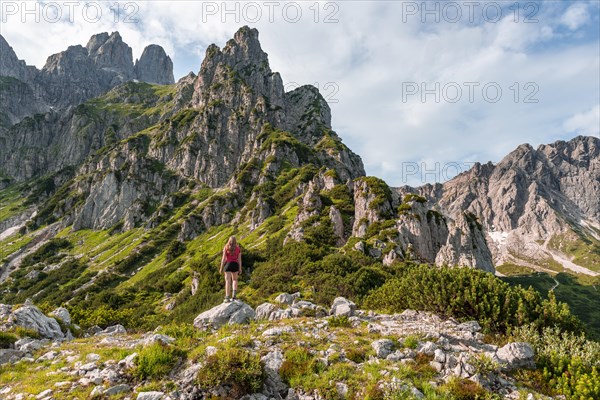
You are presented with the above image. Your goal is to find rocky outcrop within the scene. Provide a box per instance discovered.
[193,300,255,329]
[2,302,64,339]
[135,45,175,85]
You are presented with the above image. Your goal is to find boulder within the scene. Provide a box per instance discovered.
[417,341,437,356]
[140,334,175,346]
[10,304,64,339]
[104,384,131,396]
[275,293,294,305]
[193,301,255,329]
[0,349,24,365]
[255,302,279,320]
[330,297,356,317]
[96,325,126,336]
[51,307,72,326]
[496,342,535,370]
[372,339,395,359]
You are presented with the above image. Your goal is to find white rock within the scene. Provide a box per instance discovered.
[418,341,437,356]
[457,321,481,333]
[96,325,126,336]
[141,334,175,346]
[86,353,101,362]
[275,293,294,305]
[496,342,535,370]
[50,307,71,326]
[372,339,395,359]
[35,389,52,399]
[255,302,279,320]
[330,297,356,317]
[205,346,218,356]
[433,349,446,363]
[10,304,64,339]
[336,382,349,398]
[104,384,130,396]
[262,326,294,337]
[90,386,104,398]
[193,301,255,329]
[118,353,137,369]
[137,392,165,400]
[37,351,59,362]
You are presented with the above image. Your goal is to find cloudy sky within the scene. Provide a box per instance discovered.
[1,0,599,186]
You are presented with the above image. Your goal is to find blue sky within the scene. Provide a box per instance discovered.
[1,0,599,186]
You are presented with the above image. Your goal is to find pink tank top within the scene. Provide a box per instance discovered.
[225,246,240,262]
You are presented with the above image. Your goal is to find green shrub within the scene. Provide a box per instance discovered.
[280,347,322,386]
[511,324,600,399]
[0,332,17,349]
[363,264,581,334]
[14,326,41,339]
[134,342,184,379]
[345,346,369,363]
[328,315,351,328]
[440,377,490,399]
[197,347,264,399]
[402,335,420,349]
[22,238,72,266]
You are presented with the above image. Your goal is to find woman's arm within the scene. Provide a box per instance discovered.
[220,249,226,273]
[238,251,242,274]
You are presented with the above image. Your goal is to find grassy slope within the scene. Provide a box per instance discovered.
[501,269,600,340]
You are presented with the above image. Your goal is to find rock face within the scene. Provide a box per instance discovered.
[193,301,255,329]
[135,45,175,85]
[0,35,36,82]
[408,135,600,274]
[6,304,64,339]
[0,32,174,126]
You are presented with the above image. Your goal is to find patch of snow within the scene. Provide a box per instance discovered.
[488,231,509,246]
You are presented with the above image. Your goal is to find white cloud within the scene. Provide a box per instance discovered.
[561,3,590,30]
[564,105,600,137]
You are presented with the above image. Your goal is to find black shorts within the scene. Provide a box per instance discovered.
[224,261,239,273]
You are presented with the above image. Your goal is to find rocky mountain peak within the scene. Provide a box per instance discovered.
[0,34,32,81]
[85,32,110,54]
[134,44,175,85]
[194,26,281,103]
[225,26,268,66]
[87,31,134,78]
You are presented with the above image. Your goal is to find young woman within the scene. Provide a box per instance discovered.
[220,236,242,302]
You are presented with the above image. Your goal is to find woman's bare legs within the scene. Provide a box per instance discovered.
[231,272,239,298]
[225,272,233,298]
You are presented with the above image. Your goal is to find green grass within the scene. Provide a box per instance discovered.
[549,232,600,272]
[0,232,32,261]
[502,272,600,340]
[0,184,27,223]
[496,263,536,276]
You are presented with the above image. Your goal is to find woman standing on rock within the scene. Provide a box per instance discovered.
[220,236,242,302]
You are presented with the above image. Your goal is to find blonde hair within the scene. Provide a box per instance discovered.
[225,236,237,254]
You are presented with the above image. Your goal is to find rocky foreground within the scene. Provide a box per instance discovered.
[1,295,549,400]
